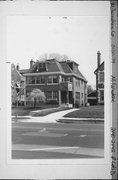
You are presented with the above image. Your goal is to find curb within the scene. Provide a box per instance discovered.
[56,118,104,124]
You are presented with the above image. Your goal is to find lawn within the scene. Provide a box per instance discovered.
[12,104,59,116]
[64,105,104,118]
[12,104,70,117]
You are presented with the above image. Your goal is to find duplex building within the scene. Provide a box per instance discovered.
[19,58,87,107]
[94,51,104,105]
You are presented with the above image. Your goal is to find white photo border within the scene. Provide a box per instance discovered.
[0,0,117,179]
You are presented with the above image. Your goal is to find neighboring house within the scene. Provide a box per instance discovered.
[11,64,25,105]
[87,90,97,105]
[94,51,104,105]
[20,59,87,107]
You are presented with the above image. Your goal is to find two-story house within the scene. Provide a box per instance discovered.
[20,59,87,107]
[94,51,104,105]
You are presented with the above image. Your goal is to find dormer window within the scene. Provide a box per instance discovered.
[37,62,46,72]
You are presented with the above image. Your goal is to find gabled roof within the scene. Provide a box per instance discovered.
[94,62,104,74]
[88,90,97,97]
[11,64,24,82]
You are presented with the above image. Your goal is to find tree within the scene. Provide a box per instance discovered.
[87,85,94,95]
[28,89,46,108]
[38,53,71,62]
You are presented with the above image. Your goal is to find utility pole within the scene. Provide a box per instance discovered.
[14,86,26,119]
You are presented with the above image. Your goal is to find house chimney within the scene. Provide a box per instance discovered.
[97,51,101,68]
[16,64,19,71]
[30,59,35,68]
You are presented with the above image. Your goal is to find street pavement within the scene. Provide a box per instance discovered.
[12,121,104,159]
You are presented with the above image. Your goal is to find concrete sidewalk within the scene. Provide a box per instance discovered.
[12,108,78,123]
[12,108,104,124]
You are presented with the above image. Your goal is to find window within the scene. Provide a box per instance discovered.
[47,75,58,84]
[99,72,104,82]
[100,90,104,101]
[47,91,58,100]
[98,83,104,88]
[35,76,45,84]
[36,77,40,84]
[62,76,65,82]
[74,65,78,73]
[30,76,35,84]
[39,63,45,68]
[76,79,80,86]
[53,75,58,83]
[81,80,83,85]
[75,92,80,100]
[76,80,78,86]
[40,76,45,84]
[47,91,52,99]
[26,77,31,84]
[53,91,58,99]
[62,76,71,82]
[43,63,46,68]
[67,77,71,82]
[47,76,52,84]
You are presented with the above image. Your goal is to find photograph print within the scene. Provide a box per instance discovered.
[8,3,110,160]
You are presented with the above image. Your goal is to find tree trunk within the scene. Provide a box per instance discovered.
[34,98,37,108]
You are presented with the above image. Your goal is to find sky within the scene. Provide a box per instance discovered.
[7,3,110,88]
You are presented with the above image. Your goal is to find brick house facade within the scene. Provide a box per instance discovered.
[19,59,87,107]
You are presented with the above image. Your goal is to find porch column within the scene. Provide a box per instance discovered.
[58,90,61,105]
[66,90,69,104]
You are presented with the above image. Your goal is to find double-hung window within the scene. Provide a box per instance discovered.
[47,75,58,84]
[99,71,104,82]
[47,76,52,84]
[100,90,104,101]
[53,91,58,99]
[47,91,52,99]
[53,75,58,83]
[40,76,45,84]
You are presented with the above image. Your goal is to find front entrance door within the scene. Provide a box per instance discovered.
[61,91,73,104]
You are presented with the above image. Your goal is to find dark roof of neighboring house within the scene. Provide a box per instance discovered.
[20,59,87,82]
[88,90,97,97]
[94,62,104,74]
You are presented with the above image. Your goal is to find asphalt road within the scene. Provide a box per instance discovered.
[12,122,104,159]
